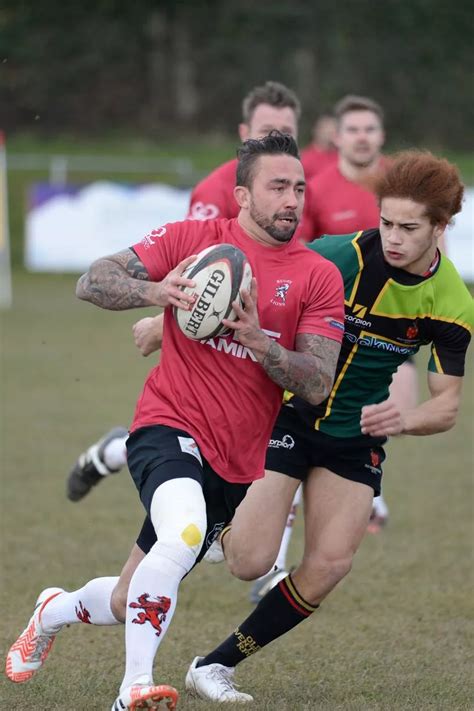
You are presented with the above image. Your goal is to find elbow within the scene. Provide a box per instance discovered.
[440,408,458,432]
[76,258,102,302]
[307,392,329,407]
[306,380,333,406]
[76,273,89,301]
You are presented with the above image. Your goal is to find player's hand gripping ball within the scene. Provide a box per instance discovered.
[173,244,252,340]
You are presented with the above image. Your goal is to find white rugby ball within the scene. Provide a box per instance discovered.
[173,243,252,340]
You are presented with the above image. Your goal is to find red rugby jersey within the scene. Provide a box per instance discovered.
[131,218,344,484]
[300,145,338,181]
[306,162,387,238]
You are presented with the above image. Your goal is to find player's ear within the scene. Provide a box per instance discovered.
[433,222,447,242]
[234,185,250,209]
[238,123,250,142]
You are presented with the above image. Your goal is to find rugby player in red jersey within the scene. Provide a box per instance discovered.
[6,133,344,711]
[66,80,315,506]
[306,95,387,238]
[187,80,317,242]
[65,81,318,597]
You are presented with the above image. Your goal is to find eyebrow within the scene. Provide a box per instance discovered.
[380,215,420,226]
[269,178,306,187]
[260,125,294,133]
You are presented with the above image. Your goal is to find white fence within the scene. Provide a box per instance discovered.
[24,179,474,281]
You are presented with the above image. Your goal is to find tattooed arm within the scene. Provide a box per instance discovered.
[258,333,340,405]
[76,249,197,311]
[222,278,340,405]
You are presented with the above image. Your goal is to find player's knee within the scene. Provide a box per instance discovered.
[151,513,207,574]
[304,551,353,588]
[149,478,207,571]
[110,582,128,622]
[227,547,276,581]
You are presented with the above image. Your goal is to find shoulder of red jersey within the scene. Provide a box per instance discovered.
[188,159,238,221]
[198,158,237,183]
[308,163,340,191]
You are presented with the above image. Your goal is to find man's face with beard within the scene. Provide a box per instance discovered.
[336,110,385,169]
[246,154,305,243]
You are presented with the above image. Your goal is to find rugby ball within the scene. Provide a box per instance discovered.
[173,243,252,340]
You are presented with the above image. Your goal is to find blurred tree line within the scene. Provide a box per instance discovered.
[1,0,472,149]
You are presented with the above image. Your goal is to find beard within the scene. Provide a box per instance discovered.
[346,145,379,169]
[249,202,298,243]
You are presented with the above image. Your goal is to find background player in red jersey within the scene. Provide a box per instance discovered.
[306,94,387,237]
[187,80,299,221]
[300,112,338,181]
[6,133,344,710]
[186,80,316,242]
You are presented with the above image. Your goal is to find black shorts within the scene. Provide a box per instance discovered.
[265,406,386,495]
[127,425,249,562]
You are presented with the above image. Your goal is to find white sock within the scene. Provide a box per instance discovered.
[41,576,121,632]
[102,437,128,471]
[274,486,301,570]
[373,494,389,518]
[120,542,192,690]
[120,477,206,690]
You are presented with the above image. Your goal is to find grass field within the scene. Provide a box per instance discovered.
[1,272,473,710]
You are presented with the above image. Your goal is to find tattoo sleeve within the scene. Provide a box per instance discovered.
[76,249,157,310]
[261,333,341,405]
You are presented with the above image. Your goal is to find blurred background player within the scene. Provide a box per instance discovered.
[306,94,387,236]
[300,112,338,181]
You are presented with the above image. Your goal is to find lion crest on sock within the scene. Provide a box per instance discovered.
[75,600,92,624]
[129,593,171,636]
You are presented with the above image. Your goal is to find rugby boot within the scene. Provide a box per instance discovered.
[111,677,178,710]
[6,587,64,682]
[67,426,128,501]
[185,656,253,703]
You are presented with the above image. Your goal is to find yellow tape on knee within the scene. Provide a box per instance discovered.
[181,523,203,547]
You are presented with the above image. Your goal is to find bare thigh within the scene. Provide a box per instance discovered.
[225,470,300,580]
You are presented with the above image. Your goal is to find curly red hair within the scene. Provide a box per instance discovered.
[374,150,464,225]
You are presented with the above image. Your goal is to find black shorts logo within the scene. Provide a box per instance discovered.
[364,448,382,475]
[268,434,295,449]
[205,521,225,549]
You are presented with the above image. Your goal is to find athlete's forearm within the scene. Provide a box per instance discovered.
[401,393,459,435]
[251,332,340,406]
[77,255,161,311]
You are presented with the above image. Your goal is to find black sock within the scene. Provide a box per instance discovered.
[198,574,318,668]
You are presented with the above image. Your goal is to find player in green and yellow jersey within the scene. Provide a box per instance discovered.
[185,150,473,703]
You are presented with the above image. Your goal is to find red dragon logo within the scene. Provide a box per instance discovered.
[129,593,171,637]
[370,450,381,468]
[75,600,92,624]
[406,324,419,340]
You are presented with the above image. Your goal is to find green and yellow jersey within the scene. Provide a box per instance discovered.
[286,229,473,438]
